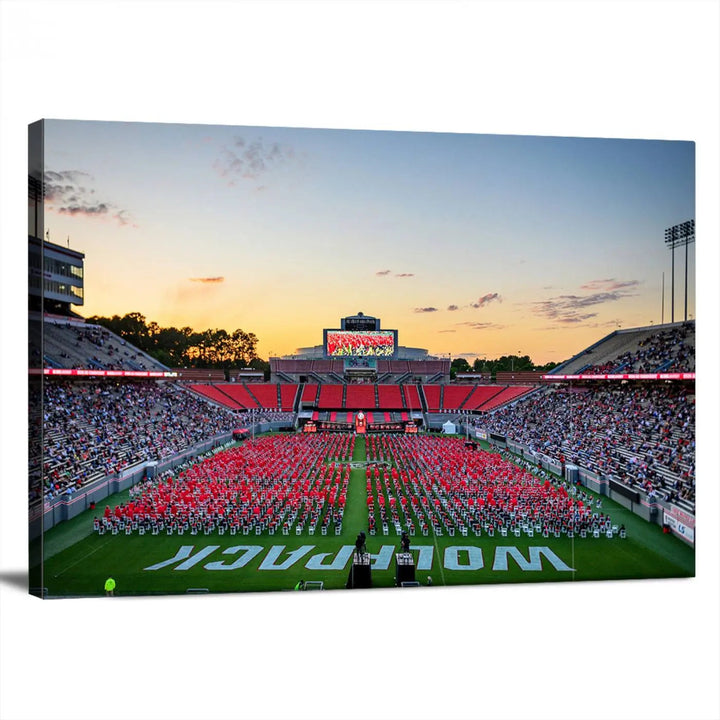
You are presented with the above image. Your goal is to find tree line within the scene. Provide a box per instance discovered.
[450,355,559,378]
[86,312,267,371]
[85,312,559,379]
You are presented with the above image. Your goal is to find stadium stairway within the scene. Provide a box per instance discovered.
[243,383,262,407]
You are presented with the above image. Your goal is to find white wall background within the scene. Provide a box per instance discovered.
[1,2,718,719]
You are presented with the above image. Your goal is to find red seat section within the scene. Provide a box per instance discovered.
[463,386,506,411]
[402,385,421,411]
[423,385,442,412]
[217,384,260,408]
[376,384,404,409]
[248,383,279,409]
[189,384,244,410]
[318,385,344,408]
[366,411,374,423]
[346,412,353,423]
[302,384,319,403]
[442,385,474,410]
[480,386,534,412]
[345,384,376,409]
[280,384,298,411]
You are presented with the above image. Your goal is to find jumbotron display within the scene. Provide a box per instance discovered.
[324,329,397,358]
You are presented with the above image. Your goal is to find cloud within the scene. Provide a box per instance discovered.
[536,317,620,331]
[447,305,459,311]
[438,329,456,333]
[556,312,598,324]
[470,292,502,308]
[580,279,641,292]
[414,307,439,313]
[44,169,135,227]
[174,276,226,304]
[531,288,637,325]
[214,136,295,182]
[456,321,506,330]
[376,270,414,277]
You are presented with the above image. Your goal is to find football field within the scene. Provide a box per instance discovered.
[33,435,695,598]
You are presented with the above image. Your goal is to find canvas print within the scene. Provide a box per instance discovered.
[28,120,695,598]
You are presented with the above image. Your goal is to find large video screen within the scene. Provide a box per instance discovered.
[324,329,397,358]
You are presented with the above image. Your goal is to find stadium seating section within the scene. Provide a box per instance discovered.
[344,384,377,409]
[42,319,168,371]
[36,319,696,521]
[553,321,694,375]
[377,384,405,409]
[318,384,344,408]
[478,383,695,512]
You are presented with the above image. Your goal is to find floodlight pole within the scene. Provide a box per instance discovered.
[665,220,695,325]
[661,272,664,326]
[684,231,689,321]
[671,242,675,323]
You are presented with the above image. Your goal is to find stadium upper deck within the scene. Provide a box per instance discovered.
[550,321,694,375]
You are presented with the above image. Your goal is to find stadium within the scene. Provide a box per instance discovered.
[30,286,695,597]
[28,122,696,599]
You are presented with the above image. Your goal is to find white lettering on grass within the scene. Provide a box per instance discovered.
[409,545,434,571]
[305,545,355,570]
[205,545,263,571]
[369,545,395,570]
[143,544,574,573]
[144,545,220,571]
[492,546,575,572]
[444,546,484,571]
[258,545,315,570]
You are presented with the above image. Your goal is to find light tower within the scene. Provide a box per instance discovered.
[664,220,695,323]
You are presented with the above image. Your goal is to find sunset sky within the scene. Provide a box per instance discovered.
[40,120,695,364]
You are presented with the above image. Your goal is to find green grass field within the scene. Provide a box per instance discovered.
[32,434,695,598]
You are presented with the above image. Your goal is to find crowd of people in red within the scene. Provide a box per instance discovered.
[98,431,621,540]
[97,433,354,536]
[365,434,616,538]
[326,331,395,357]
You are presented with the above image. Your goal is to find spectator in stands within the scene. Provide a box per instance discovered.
[40,380,239,501]
[475,382,695,512]
[584,323,694,374]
